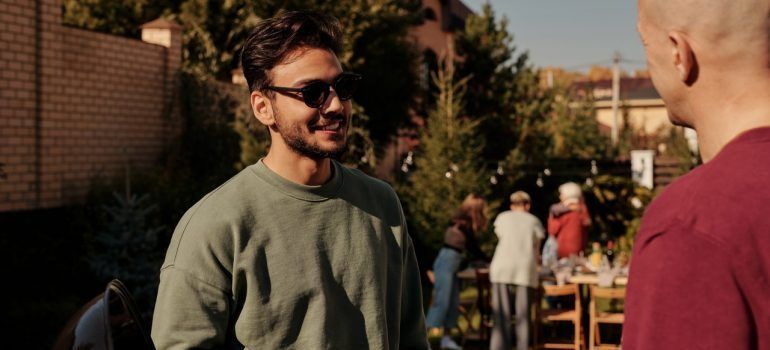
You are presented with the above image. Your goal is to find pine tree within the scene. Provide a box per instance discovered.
[401,62,487,249]
[90,189,164,319]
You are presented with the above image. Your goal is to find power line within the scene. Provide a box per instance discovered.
[557,57,646,71]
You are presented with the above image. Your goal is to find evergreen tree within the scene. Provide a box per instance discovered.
[90,189,164,319]
[401,63,487,249]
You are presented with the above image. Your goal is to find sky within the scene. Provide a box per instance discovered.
[462,1,647,72]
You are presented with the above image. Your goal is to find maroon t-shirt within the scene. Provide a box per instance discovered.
[624,127,770,349]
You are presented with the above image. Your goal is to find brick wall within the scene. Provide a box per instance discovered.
[0,0,181,211]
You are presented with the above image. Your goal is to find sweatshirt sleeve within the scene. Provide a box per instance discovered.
[399,235,430,350]
[151,200,235,350]
[151,266,231,350]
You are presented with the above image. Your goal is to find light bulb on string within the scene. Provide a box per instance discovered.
[450,163,459,172]
[496,164,504,175]
[590,160,599,176]
[445,171,453,179]
[405,151,414,165]
[544,168,552,176]
[490,175,498,185]
[401,164,409,173]
[536,174,544,188]
[360,156,368,164]
[585,177,594,187]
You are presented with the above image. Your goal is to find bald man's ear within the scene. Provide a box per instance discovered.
[669,31,698,85]
[251,91,276,127]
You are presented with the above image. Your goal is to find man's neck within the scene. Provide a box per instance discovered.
[693,83,770,162]
[263,148,333,186]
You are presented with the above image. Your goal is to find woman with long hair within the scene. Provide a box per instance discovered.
[426,193,489,349]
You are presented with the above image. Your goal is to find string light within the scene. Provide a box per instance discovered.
[496,163,504,175]
[536,174,544,188]
[544,168,552,176]
[490,175,498,185]
[590,160,599,175]
[400,151,414,173]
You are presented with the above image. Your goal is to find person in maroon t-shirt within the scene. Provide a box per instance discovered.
[547,182,591,258]
[625,0,770,349]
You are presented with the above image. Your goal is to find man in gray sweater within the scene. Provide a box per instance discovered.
[151,10,428,350]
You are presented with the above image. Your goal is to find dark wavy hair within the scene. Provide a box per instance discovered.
[451,193,488,235]
[240,10,343,93]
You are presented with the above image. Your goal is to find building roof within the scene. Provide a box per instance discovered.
[140,18,182,30]
[440,0,474,31]
[573,77,661,101]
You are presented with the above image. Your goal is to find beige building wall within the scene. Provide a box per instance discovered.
[0,0,181,212]
[595,99,670,135]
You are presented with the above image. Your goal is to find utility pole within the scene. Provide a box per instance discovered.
[611,52,621,146]
[547,69,554,88]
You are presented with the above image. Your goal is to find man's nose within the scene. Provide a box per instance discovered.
[320,89,344,116]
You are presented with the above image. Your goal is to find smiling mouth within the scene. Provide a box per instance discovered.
[312,120,345,132]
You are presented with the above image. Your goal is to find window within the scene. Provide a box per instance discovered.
[423,8,437,21]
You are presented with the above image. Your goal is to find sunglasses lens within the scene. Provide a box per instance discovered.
[334,74,360,101]
[302,82,328,108]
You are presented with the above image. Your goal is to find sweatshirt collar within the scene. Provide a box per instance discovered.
[249,159,344,202]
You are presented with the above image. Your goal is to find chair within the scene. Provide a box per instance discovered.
[535,283,583,350]
[460,268,492,346]
[589,286,625,350]
[52,279,154,350]
[465,268,493,342]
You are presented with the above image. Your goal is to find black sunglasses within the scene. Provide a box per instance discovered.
[266,72,362,108]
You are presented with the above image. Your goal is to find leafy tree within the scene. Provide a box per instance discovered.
[400,63,487,249]
[176,0,261,80]
[258,0,424,149]
[455,4,525,162]
[62,0,184,37]
[548,84,607,159]
[63,0,422,150]
[657,125,701,175]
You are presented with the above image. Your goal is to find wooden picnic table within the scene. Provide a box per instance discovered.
[567,273,628,286]
[458,268,628,286]
[456,267,488,280]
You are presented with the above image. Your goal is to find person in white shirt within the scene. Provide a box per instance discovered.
[489,191,545,350]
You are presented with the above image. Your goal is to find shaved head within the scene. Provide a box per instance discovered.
[637,0,770,162]
[639,0,770,63]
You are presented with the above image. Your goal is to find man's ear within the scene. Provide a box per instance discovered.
[668,31,698,85]
[251,90,275,126]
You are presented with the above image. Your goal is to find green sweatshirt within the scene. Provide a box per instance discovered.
[151,159,428,350]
